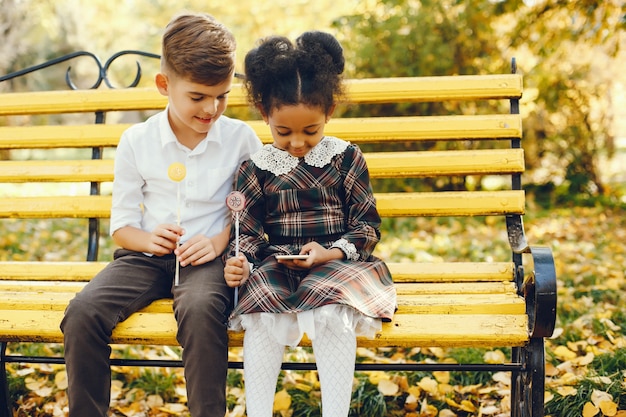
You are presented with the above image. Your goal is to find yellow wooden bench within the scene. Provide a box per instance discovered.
[0,56,556,417]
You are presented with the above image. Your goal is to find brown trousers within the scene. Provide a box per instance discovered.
[60,249,231,417]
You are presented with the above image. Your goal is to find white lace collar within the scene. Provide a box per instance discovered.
[251,136,349,176]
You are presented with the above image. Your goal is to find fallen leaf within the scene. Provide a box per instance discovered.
[484,350,506,364]
[433,371,450,384]
[598,400,618,416]
[54,371,68,390]
[556,386,578,396]
[417,377,438,396]
[273,389,291,412]
[582,402,599,417]
[591,389,613,407]
[378,378,399,396]
[553,345,578,361]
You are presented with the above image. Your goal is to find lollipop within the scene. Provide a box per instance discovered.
[226,191,246,305]
[168,162,186,286]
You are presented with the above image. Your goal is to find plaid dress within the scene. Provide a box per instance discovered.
[228,136,396,328]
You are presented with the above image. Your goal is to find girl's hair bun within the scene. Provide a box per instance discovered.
[296,31,345,75]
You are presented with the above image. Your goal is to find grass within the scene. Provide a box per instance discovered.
[2,206,626,416]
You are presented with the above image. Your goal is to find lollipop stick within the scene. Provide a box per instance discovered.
[168,162,186,286]
[226,191,246,307]
[175,182,181,286]
[234,211,240,305]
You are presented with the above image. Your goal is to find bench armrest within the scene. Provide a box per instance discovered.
[523,246,557,338]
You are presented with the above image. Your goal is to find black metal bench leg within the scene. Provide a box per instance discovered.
[1,342,11,417]
[529,337,546,417]
[510,346,522,417]
[511,338,546,417]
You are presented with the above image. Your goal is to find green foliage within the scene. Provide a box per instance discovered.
[332,0,625,206]
[127,369,178,403]
[350,375,388,417]
[545,374,626,415]
[7,369,28,403]
[447,348,495,386]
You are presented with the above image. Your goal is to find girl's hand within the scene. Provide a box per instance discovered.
[224,255,250,287]
[277,241,344,270]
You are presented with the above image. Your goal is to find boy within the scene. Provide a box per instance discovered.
[60,12,262,417]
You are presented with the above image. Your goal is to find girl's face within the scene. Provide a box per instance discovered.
[156,71,232,148]
[263,103,333,158]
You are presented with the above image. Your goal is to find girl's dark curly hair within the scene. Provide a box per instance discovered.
[244,31,345,116]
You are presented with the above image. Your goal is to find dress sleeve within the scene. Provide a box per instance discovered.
[227,160,270,263]
[334,145,382,260]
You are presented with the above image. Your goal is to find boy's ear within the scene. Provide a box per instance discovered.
[155,73,169,96]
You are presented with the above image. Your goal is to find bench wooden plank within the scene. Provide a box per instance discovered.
[388,261,514,282]
[0,291,525,315]
[345,74,523,103]
[0,281,519,295]
[0,75,522,116]
[376,190,525,217]
[0,261,516,282]
[0,149,525,183]
[0,114,521,150]
[0,191,525,219]
[0,160,113,182]
[365,149,525,177]
[0,309,529,348]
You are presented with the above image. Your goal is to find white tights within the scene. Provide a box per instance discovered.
[242,309,357,417]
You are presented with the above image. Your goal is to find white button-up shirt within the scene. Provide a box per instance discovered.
[110,110,262,243]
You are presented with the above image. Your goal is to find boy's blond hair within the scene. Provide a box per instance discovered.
[162,12,236,85]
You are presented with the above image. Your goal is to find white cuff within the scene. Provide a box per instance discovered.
[330,238,359,261]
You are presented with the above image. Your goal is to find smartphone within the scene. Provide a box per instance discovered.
[275,254,310,260]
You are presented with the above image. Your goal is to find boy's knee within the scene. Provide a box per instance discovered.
[61,298,108,335]
[176,291,228,322]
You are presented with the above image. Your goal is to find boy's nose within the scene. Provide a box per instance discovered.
[203,99,218,114]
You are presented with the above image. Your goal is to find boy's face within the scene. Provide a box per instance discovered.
[156,72,233,145]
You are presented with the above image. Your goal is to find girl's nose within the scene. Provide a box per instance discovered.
[290,135,305,148]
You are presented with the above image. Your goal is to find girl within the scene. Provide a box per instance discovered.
[224,31,397,417]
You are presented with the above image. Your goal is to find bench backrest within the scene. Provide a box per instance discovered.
[0,73,525,281]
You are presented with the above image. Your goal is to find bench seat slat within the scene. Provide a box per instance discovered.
[0,191,525,218]
[0,114,521,150]
[0,75,522,116]
[0,149,525,183]
[0,291,525,315]
[389,261,514,282]
[0,310,529,348]
[0,281,518,295]
[0,261,515,282]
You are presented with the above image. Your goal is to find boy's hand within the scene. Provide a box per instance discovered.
[224,255,250,288]
[149,224,184,256]
[176,234,219,267]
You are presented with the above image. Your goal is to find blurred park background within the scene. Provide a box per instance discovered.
[1,0,625,416]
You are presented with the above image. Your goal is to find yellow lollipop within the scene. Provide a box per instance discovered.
[168,162,186,182]
[168,162,186,286]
